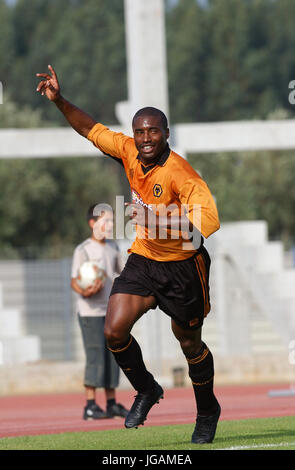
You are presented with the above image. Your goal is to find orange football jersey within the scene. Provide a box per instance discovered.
[87,123,220,261]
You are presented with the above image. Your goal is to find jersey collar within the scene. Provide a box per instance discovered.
[136,144,171,175]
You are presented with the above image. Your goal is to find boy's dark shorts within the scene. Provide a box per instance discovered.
[110,245,211,330]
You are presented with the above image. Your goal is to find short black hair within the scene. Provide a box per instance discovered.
[132,107,168,130]
[87,203,113,221]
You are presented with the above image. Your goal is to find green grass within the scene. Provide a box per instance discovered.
[1,416,295,451]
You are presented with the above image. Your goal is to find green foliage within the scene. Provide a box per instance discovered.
[4,0,127,125]
[188,147,295,246]
[1,0,294,124]
[167,0,209,123]
[0,94,50,128]
[166,0,295,122]
[0,93,129,256]
[0,156,126,257]
[0,0,14,85]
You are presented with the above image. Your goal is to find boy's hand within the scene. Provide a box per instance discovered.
[81,278,104,297]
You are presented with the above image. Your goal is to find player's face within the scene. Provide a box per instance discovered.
[133,114,169,165]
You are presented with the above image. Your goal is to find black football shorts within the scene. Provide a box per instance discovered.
[110,245,211,330]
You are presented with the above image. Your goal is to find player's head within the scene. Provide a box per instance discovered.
[132,107,168,130]
[132,107,170,164]
[87,203,114,240]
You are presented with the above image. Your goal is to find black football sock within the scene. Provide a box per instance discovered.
[86,399,96,407]
[108,335,155,394]
[186,341,219,416]
[107,398,115,408]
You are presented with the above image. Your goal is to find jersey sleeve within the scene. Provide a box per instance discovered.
[87,123,134,164]
[176,175,220,239]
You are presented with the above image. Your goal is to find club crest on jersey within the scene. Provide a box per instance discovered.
[153,184,163,198]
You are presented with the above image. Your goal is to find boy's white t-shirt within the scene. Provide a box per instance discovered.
[71,238,124,317]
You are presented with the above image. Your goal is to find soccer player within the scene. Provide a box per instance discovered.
[36,65,221,444]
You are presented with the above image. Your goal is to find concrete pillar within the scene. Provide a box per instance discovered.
[116,0,169,132]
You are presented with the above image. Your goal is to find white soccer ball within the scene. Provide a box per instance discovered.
[76,261,106,290]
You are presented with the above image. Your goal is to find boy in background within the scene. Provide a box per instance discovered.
[71,204,128,420]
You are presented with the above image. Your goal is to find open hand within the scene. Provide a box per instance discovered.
[36,65,60,102]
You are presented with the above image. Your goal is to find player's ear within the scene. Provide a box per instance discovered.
[166,128,170,140]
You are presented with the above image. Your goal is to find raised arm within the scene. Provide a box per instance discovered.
[36,65,96,137]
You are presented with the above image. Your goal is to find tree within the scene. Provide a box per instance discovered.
[0,94,49,127]
[0,156,126,257]
[204,0,276,121]
[7,0,127,125]
[267,0,295,114]
[166,0,209,123]
[188,111,295,247]
[0,0,15,89]
[3,0,295,124]
[0,92,127,257]
[166,0,295,122]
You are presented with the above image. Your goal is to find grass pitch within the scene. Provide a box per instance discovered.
[0,416,295,451]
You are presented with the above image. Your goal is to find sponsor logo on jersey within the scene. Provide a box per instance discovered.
[131,189,153,211]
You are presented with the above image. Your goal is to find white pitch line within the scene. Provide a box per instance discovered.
[217,442,295,451]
